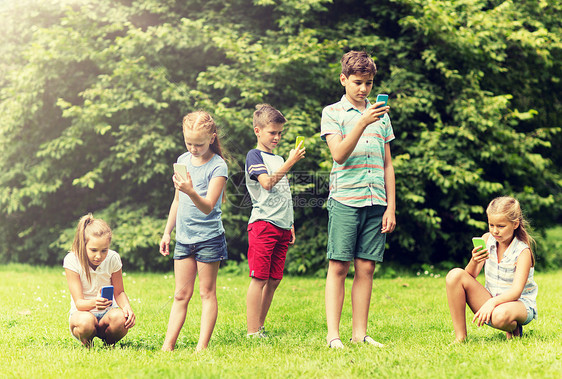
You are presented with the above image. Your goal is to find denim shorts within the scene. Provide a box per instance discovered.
[522,306,536,326]
[173,233,228,263]
[326,198,386,262]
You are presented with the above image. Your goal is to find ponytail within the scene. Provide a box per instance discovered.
[71,214,112,283]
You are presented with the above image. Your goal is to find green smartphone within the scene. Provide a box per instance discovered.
[472,237,486,251]
[295,136,305,150]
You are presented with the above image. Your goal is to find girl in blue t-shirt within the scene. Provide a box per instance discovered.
[446,196,538,343]
[159,111,229,352]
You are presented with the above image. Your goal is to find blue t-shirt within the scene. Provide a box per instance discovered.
[245,149,293,230]
[175,152,228,244]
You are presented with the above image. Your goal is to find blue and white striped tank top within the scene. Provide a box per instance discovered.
[484,236,538,317]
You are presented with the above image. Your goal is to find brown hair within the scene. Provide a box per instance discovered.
[182,111,225,159]
[341,50,377,78]
[486,196,536,266]
[71,214,112,283]
[253,104,287,129]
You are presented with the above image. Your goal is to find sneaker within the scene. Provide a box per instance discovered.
[258,326,268,338]
[351,335,384,347]
[247,327,267,339]
[328,338,345,349]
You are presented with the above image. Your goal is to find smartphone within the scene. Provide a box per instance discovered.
[472,237,486,252]
[375,93,389,108]
[295,136,305,150]
[173,163,188,181]
[101,285,114,300]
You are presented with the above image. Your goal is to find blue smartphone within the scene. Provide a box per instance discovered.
[101,285,114,300]
[375,93,389,108]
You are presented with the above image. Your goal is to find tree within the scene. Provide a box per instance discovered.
[1,0,560,272]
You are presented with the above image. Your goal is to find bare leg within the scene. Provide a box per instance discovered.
[258,278,281,328]
[325,259,351,344]
[445,268,492,342]
[69,311,98,347]
[98,308,128,344]
[195,261,220,352]
[490,301,528,339]
[246,278,267,334]
[162,258,197,351]
[351,258,376,341]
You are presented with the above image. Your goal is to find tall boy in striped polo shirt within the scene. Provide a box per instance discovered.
[320,50,396,348]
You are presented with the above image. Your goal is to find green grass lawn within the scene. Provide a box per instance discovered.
[1,264,561,378]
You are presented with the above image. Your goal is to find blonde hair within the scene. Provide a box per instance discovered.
[253,104,287,129]
[182,111,224,159]
[182,110,228,202]
[71,214,112,283]
[486,196,535,266]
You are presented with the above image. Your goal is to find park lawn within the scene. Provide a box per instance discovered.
[1,264,561,378]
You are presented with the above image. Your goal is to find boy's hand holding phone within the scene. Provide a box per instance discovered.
[360,94,389,127]
[288,136,306,164]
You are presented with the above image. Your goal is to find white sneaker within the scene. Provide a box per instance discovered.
[351,335,384,347]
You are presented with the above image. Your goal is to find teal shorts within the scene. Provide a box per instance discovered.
[326,198,386,262]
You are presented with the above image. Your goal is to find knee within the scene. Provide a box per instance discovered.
[491,308,512,328]
[71,313,96,336]
[268,278,281,289]
[199,287,217,302]
[174,289,193,303]
[445,268,465,287]
[329,262,350,278]
[106,309,126,328]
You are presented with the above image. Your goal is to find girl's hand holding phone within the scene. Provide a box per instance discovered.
[173,171,195,195]
[471,245,489,263]
[95,291,112,311]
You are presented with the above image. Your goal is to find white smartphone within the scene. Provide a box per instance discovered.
[173,163,188,181]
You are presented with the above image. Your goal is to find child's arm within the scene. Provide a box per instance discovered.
[381,143,396,233]
[64,269,112,311]
[160,190,179,256]
[256,147,305,191]
[325,104,389,164]
[174,173,227,215]
[472,248,533,326]
[112,270,136,329]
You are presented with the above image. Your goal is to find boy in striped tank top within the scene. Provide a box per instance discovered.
[446,196,538,343]
[321,51,396,348]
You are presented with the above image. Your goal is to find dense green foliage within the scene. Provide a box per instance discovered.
[1,0,561,272]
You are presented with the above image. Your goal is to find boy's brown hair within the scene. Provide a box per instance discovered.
[341,50,377,77]
[253,104,287,129]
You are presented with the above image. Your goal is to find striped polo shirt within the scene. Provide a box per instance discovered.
[320,95,395,208]
[484,236,538,316]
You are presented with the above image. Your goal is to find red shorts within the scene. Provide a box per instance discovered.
[247,221,292,280]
